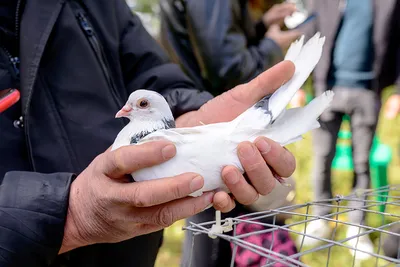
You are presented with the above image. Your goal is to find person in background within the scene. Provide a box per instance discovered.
[159,0,301,96]
[159,1,301,266]
[0,0,298,266]
[290,0,400,258]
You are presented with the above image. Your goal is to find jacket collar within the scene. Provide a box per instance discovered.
[19,0,66,116]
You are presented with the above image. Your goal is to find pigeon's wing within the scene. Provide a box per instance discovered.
[240,91,334,146]
[284,35,305,62]
[229,33,325,132]
[138,123,223,145]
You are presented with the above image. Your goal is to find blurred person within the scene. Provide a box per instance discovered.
[290,0,400,256]
[159,0,301,96]
[0,0,298,266]
[159,1,301,266]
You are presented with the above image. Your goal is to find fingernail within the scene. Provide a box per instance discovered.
[256,138,271,154]
[239,144,256,159]
[224,170,239,185]
[162,145,176,160]
[190,176,204,192]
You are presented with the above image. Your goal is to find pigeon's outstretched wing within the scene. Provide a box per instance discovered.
[247,91,334,146]
[230,33,325,131]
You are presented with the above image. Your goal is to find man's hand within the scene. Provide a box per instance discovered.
[176,61,297,212]
[290,89,307,108]
[262,3,297,27]
[60,141,214,254]
[266,24,301,51]
[384,94,400,119]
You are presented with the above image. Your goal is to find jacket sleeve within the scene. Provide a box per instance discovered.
[0,172,74,267]
[114,0,213,118]
[183,0,283,93]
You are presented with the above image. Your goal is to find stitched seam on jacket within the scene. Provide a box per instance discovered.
[39,74,79,171]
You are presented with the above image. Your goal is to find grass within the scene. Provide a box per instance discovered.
[155,87,400,267]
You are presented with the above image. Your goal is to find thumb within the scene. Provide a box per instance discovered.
[230,60,295,105]
[100,141,176,179]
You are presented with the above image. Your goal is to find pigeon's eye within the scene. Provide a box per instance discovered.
[137,98,149,109]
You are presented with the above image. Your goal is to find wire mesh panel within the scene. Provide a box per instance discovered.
[184,185,400,267]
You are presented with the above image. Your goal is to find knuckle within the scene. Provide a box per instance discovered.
[246,161,263,172]
[170,182,185,199]
[112,149,126,174]
[155,206,174,227]
[131,185,149,207]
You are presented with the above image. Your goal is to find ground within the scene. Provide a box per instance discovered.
[154,86,400,267]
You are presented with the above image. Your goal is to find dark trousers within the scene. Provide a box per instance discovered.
[311,86,381,224]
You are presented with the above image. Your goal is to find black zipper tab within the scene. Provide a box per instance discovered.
[74,8,122,108]
[10,56,20,77]
[77,13,94,36]
[13,116,24,129]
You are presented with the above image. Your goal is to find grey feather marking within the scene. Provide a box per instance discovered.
[130,118,176,144]
[254,94,275,123]
[162,118,176,129]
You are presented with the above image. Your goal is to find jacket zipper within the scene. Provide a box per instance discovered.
[76,12,123,108]
[1,46,20,79]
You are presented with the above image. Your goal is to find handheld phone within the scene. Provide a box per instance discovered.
[0,89,20,113]
[284,11,316,29]
[292,12,317,29]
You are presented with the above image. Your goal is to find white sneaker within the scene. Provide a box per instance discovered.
[297,219,331,247]
[346,226,374,261]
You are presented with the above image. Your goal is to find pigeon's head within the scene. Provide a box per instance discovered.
[115,89,174,122]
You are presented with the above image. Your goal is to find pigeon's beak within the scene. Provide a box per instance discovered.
[115,105,133,118]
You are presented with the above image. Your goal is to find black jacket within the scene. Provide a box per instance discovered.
[0,0,213,266]
[159,0,283,95]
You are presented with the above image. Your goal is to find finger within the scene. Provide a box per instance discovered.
[254,137,296,178]
[285,29,302,41]
[222,166,259,206]
[140,192,215,227]
[101,141,176,179]
[230,61,295,105]
[213,191,236,213]
[116,172,204,207]
[237,142,276,195]
[277,3,297,13]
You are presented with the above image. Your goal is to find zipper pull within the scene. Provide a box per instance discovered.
[13,115,24,129]
[10,57,20,77]
[77,13,94,36]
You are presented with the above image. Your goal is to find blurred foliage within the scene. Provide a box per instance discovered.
[126,0,159,13]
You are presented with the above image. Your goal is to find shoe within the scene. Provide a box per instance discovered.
[297,219,331,247]
[346,225,374,261]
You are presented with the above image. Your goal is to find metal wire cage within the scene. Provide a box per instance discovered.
[184,185,400,267]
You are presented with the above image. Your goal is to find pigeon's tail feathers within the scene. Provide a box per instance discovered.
[284,35,305,62]
[246,90,334,146]
[230,33,325,132]
[267,32,325,121]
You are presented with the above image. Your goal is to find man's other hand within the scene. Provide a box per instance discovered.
[59,141,214,254]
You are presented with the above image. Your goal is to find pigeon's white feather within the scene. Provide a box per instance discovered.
[284,35,305,62]
[229,33,325,131]
[112,33,333,197]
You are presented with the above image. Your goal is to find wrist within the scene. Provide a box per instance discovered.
[59,183,87,254]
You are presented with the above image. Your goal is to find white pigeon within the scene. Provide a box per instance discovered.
[112,33,333,198]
